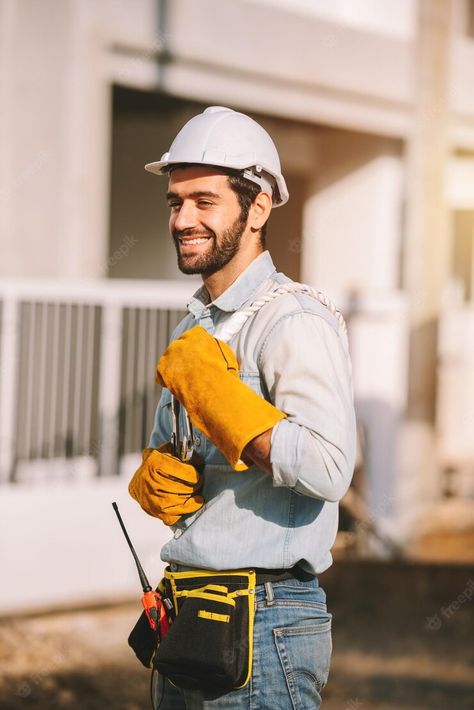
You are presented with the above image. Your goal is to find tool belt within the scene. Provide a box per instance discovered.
[128,565,314,693]
[152,567,256,694]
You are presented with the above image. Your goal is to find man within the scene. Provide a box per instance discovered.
[129,106,356,709]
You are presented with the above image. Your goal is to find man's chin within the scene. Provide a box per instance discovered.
[177,258,224,277]
[178,263,204,275]
[178,256,207,275]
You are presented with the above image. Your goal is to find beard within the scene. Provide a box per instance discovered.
[172,212,247,276]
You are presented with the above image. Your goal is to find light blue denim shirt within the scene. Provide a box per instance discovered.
[149,251,356,575]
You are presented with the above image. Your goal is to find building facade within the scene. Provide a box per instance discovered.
[1,0,474,611]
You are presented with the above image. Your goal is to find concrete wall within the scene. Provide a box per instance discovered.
[301,128,403,300]
[252,0,417,38]
[3,0,474,282]
[0,0,418,279]
[0,476,171,614]
[0,0,110,279]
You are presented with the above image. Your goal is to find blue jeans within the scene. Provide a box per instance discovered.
[153,576,332,709]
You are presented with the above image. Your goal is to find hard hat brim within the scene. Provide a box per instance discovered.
[144,160,288,207]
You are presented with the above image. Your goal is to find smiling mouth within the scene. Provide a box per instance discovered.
[179,237,211,246]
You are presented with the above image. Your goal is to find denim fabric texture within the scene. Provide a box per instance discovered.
[153,577,331,710]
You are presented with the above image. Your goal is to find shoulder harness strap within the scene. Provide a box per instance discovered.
[213,282,347,343]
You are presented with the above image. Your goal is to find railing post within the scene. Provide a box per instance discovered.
[0,297,19,483]
[97,304,122,477]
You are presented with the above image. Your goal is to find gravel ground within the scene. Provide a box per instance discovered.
[0,561,473,710]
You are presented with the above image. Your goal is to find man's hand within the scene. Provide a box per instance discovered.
[128,443,204,525]
[156,326,286,470]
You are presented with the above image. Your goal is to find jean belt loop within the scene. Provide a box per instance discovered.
[264,581,275,606]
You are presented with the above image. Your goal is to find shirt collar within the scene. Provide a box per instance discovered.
[187,251,277,318]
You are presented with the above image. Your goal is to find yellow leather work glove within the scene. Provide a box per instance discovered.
[156,326,286,471]
[128,443,204,525]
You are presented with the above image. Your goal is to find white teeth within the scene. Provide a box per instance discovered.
[181,237,210,245]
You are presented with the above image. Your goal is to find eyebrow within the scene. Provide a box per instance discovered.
[166,190,222,201]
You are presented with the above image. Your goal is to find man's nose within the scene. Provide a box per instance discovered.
[171,201,198,231]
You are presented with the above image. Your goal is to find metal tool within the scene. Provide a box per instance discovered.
[170,395,194,462]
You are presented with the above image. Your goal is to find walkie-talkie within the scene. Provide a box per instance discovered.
[112,502,169,637]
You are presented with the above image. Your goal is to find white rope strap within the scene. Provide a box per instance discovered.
[213,281,347,343]
[239,282,347,334]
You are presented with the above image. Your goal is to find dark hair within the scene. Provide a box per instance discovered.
[226,173,268,248]
[168,163,269,247]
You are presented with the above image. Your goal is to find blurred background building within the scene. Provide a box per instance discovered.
[1,0,474,613]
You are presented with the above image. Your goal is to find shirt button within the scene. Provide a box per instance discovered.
[194,436,201,447]
[170,563,178,571]
[174,529,183,539]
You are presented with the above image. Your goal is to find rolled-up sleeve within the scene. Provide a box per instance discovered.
[260,311,356,502]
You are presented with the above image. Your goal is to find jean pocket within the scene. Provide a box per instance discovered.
[273,615,332,709]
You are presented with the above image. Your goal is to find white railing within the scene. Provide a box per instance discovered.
[0,278,198,485]
[0,277,413,613]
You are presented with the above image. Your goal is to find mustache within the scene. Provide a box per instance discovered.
[173,228,215,240]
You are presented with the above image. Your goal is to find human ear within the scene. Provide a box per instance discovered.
[250,191,272,231]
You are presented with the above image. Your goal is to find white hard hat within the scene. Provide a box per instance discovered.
[145,106,289,208]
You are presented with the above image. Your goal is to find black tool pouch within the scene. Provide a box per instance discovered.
[128,610,160,668]
[153,568,256,694]
[128,580,174,669]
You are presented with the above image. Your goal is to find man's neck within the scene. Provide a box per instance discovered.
[203,246,264,301]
